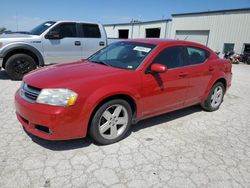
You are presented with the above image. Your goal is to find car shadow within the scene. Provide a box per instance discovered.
[0,70,10,80]
[25,128,93,151]
[131,105,202,132]
[26,105,202,151]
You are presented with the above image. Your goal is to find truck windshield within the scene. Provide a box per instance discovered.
[30,21,56,35]
[88,41,156,70]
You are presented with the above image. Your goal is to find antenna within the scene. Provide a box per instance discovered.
[15,11,18,31]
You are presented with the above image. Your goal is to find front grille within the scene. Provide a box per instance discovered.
[20,83,41,103]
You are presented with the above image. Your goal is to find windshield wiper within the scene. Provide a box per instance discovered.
[90,60,111,67]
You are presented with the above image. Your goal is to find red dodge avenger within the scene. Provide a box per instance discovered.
[15,39,232,144]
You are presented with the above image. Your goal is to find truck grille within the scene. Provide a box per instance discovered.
[20,83,41,103]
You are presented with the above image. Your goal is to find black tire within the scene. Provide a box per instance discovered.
[201,82,225,112]
[89,99,132,145]
[5,54,37,80]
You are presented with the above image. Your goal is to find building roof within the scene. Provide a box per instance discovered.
[172,8,250,17]
[103,19,172,26]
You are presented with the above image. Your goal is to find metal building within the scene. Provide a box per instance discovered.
[104,19,172,39]
[170,8,250,55]
[104,8,250,55]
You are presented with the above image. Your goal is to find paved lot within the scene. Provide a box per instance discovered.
[0,64,249,188]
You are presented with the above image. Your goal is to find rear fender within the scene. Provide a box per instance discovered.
[202,71,226,101]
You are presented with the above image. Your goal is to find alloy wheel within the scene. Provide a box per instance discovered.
[98,104,128,140]
[210,85,223,108]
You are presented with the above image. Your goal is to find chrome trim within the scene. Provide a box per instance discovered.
[20,83,41,103]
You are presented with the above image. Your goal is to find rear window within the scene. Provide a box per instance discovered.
[81,24,101,38]
[186,47,209,65]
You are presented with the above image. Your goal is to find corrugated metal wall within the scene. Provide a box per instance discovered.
[170,11,250,54]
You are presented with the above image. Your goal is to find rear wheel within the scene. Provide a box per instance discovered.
[201,82,225,111]
[5,54,37,80]
[90,99,132,145]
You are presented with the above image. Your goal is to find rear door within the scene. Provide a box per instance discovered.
[141,46,189,116]
[182,46,212,106]
[78,23,106,59]
[42,22,83,64]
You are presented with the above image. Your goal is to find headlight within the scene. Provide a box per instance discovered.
[36,89,78,106]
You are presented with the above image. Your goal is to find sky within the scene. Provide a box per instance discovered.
[0,0,250,31]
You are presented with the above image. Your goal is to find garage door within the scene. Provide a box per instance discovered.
[175,30,209,46]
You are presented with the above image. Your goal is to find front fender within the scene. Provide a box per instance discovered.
[0,42,44,66]
[86,84,142,112]
[78,84,143,137]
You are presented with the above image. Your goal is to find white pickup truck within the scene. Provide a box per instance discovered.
[0,20,115,80]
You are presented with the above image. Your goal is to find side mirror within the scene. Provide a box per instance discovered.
[150,63,167,73]
[45,30,62,39]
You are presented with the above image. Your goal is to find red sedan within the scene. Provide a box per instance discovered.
[15,39,232,144]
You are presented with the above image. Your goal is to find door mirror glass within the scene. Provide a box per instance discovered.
[150,63,167,73]
[45,30,62,39]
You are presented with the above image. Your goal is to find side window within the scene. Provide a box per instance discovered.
[187,47,208,65]
[153,46,185,69]
[82,24,101,38]
[51,23,77,38]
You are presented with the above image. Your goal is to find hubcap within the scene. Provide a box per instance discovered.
[99,104,128,140]
[210,85,223,108]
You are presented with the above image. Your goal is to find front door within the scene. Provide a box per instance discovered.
[141,46,189,117]
[42,22,83,64]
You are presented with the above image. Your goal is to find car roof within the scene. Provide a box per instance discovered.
[126,39,209,49]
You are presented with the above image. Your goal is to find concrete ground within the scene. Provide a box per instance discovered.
[0,64,249,188]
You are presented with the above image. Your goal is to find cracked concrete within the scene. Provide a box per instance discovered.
[0,64,250,188]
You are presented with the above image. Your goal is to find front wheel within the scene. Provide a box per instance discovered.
[5,54,37,80]
[201,82,225,111]
[89,99,132,145]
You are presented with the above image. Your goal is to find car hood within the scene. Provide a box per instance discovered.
[24,61,130,90]
[0,33,36,39]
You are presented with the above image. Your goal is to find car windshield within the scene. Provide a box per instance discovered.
[30,21,56,35]
[88,41,156,70]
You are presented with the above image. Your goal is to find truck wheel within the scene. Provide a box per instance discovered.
[89,99,132,145]
[5,54,37,80]
[201,82,225,112]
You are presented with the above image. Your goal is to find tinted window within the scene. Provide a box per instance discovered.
[187,47,208,65]
[82,24,101,38]
[152,46,185,69]
[51,23,77,38]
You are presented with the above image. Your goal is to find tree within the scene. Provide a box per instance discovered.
[0,27,7,32]
[0,27,11,34]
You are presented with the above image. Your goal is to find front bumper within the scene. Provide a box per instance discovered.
[15,90,91,140]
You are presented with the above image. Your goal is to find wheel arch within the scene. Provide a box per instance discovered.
[202,75,227,101]
[86,93,138,135]
[2,44,44,68]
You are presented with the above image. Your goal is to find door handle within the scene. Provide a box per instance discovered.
[75,41,81,46]
[99,41,105,46]
[179,72,188,78]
